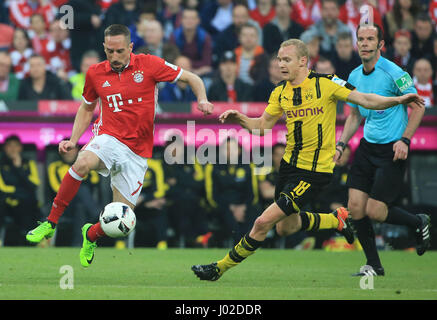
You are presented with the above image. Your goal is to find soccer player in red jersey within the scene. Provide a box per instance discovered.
[26,24,213,266]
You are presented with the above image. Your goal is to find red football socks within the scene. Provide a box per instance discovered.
[47,167,83,225]
[86,222,106,242]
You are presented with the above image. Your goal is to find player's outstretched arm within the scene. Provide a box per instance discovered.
[219,110,281,136]
[346,91,425,110]
[177,70,213,116]
[59,100,98,154]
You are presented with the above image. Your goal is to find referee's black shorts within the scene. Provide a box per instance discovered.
[346,138,407,205]
[274,159,332,215]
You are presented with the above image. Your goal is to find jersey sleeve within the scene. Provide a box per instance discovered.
[329,75,355,102]
[346,72,359,108]
[264,84,284,117]
[391,70,417,95]
[82,67,98,104]
[148,55,183,83]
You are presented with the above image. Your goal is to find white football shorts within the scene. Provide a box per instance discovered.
[82,134,148,205]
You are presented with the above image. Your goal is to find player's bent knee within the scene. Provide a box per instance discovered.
[72,156,92,177]
[253,216,271,233]
[366,200,387,222]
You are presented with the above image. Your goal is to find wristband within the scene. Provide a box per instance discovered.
[336,141,346,151]
[400,137,410,147]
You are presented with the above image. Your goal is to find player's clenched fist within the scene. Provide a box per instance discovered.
[197,100,214,116]
[59,140,76,154]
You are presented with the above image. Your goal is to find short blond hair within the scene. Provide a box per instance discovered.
[280,39,309,61]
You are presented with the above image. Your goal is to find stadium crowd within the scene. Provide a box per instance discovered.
[0,0,436,249]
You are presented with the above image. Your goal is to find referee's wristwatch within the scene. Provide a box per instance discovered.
[336,141,346,155]
[399,137,411,147]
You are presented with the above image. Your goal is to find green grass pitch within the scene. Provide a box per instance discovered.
[0,247,436,300]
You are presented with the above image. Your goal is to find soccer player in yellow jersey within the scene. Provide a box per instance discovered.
[191,39,425,281]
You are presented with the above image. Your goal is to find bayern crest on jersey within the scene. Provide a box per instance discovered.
[132,70,144,83]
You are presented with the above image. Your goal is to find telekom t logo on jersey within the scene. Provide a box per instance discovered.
[107,93,123,112]
[106,93,144,112]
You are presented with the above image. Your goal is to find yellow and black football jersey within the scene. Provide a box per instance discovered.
[265,70,355,173]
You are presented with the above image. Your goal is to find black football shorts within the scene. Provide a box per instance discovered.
[346,138,407,205]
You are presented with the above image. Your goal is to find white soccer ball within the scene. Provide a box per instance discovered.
[99,202,136,238]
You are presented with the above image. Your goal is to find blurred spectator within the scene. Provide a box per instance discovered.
[0,135,41,246]
[213,4,262,66]
[338,0,383,47]
[383,0,420,45]
[128,3,159,50]
[135,19,165,57]
[291,0,322,29]
[130,17,152,51]
[157,0,184,40]
[250,0,275,28]
[28,13,49,54]
[410,13,436,61]
[331,32,361,80]
[0,51,20,101]
[41,19,74,82]
[300,29,321,70]
[413,58,434,108]
[306,0,350,57]
[170,8,213,76]
[134,159,169,249]
[9,0,56,30]
[204,138,260,244]
[235,23,269,85]
[9,28,33,80]
[104,0,142,29]
[68,0,104,72]
[0,23,14,49]
[314,55,335,74]
[69,50,100,100]
[262,0,305,56]
[207,50,254,102]
[46,144,102,247]
[253,54,282,101]
[200,0,234,38]
[159,55,197,102]
[385,29,415,75]
[18,54,71,100]
[164,138,211,247]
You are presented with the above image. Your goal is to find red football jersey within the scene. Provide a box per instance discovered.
[82,53,183,158]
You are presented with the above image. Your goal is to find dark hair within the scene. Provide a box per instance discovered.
[337,32,353,42]
[356,23,384,43]
[239,22,258,35]
[4,134,21,145]
[415,12,433,24]
[104,24,131,42]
